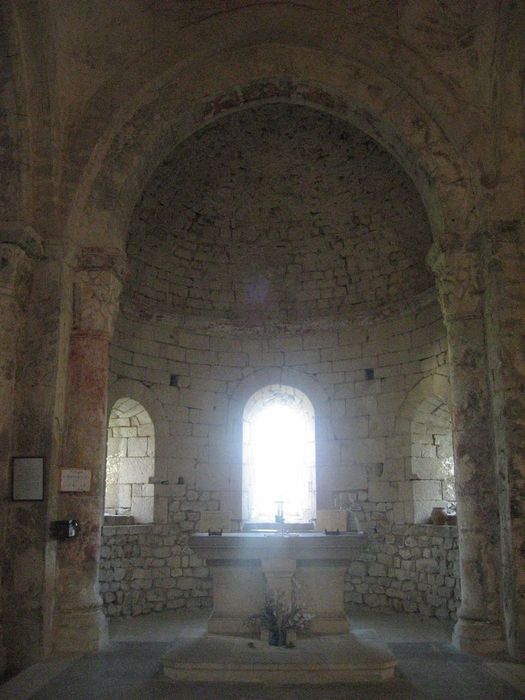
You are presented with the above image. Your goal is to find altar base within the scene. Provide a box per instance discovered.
[162,631,397,684]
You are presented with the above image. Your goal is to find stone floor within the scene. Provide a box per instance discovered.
[1,609,524,699]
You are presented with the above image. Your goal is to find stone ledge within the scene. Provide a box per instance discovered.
[102,524,155,536]
[406,524,458,537]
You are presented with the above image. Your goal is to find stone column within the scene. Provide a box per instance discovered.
[261,558,296,607]
[52,248,126,655]
[482,222,525,660]
[429,243,504,655]
[0,226,42,675]
[261,558,297,642]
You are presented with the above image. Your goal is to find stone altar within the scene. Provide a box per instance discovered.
[163,529,398,684]
[189,531,368,636]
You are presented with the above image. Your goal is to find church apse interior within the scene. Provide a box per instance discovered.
[0,1,524,696]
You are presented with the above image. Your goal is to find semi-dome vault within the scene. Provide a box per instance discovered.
[127,104,432,327]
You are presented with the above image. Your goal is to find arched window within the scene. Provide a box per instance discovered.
[105,398,155,523]
[242,385,316,524]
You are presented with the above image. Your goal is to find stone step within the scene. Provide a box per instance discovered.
[162,631,397,684]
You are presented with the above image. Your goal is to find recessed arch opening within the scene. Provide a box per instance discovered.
[408,396,455,523]
[104,397,155,523]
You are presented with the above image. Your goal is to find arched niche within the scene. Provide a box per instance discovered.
[106,378,169,523]
[409,396,455,522]
[105,397,155,523]
[396,374,455,524]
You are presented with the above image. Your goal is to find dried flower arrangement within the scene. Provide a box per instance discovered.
[248,581,314,647]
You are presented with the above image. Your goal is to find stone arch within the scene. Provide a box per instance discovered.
[108,378,168,438]
[64,43,478,252]
[396,374,453,523]
[60,40,498,655]
[230,367,329,421]
[398,374,451,422]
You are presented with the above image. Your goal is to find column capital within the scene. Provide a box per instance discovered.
[72,247,128,335]
[42,236,79,265]
[479,220,524,279]
[76,246,129,282]
[480,219,523,247]
[0,222,43,258]
[0,243,32,299]
[426,239,484,276]
[426,241,484,321]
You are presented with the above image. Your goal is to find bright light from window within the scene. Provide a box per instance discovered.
[243,386,315,524]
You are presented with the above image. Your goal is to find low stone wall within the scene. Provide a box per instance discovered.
[100,521,459,621]
[344,521,460,620]
[99,485,460,620]
[99,485,217,616]
[99,524,211,616]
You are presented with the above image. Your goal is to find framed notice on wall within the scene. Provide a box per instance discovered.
[12,456,45,501]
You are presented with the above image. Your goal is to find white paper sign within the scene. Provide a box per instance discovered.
[60,468,92,492]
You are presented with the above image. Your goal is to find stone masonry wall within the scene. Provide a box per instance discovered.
[100,295,462,620]
[109,298,450,517]
[100,484,213,616]
[100,515,459,620]
[344,517,459,619]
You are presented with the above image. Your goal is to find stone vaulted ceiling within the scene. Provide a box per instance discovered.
[126,104,433,329]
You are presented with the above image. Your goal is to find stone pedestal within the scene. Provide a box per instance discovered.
[171,530,391,687]
[261,557,296,606]
[52,248,126,655]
